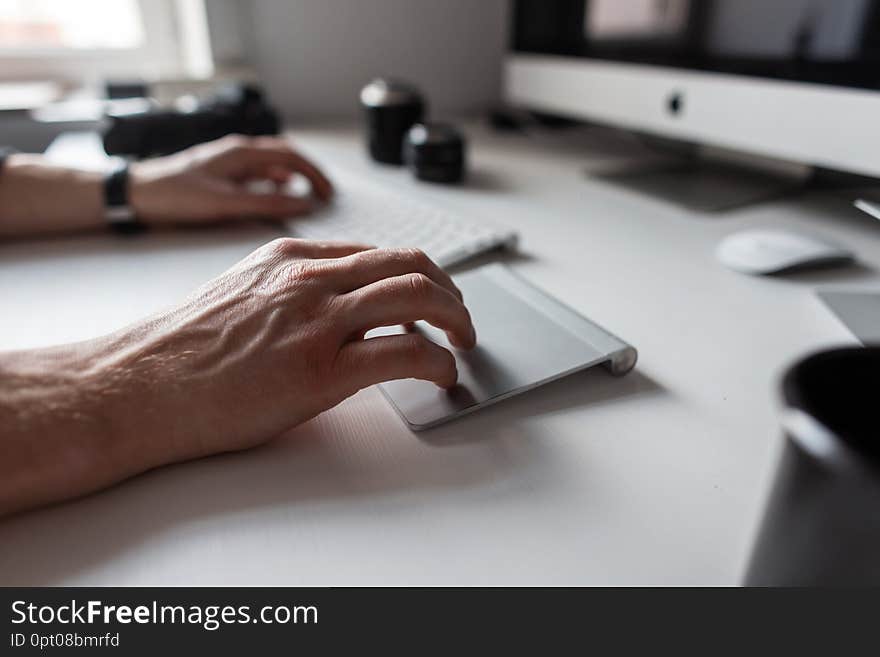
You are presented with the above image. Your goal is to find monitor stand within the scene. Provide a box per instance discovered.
[588,137,813,213]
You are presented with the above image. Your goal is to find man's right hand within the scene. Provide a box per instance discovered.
[119,238,475,460]
[0,239,475,515]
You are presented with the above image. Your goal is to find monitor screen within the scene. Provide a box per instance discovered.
[513,0,880,91]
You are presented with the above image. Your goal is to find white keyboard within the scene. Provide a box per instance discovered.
[286,168,518,268]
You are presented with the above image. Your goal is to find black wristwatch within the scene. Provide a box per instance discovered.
[104,164,146,234]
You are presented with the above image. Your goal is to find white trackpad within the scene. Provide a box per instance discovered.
[373,263,637,430]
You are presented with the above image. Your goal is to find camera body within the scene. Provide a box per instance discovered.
[103,83,280,159]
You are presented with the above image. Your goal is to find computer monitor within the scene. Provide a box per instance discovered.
[505,0,880,179]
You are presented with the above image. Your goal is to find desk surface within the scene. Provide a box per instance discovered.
[0,123,874,585]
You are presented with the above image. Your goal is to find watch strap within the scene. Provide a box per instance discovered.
[104,165,146,234]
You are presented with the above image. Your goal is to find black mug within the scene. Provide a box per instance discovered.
[360,79,424,165]
[745,347,880,586]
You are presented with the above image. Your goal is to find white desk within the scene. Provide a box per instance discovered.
[0,124,875,586]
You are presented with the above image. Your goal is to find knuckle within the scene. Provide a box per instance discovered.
[264,237,300,257]
[283,260,323,285]
[401,247,429,266]
[222,133,250,149]
[404,272,433,298]
[256,240,328,288]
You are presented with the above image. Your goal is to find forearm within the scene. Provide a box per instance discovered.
[0,340,162,516]
[0,154,105,237]
[0,316,242,517]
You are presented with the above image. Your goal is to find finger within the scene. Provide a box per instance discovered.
[333,247,463,301]
[337,333,458,390]
[265,164,293,184]
[268,238,376,259]
[252,135,297,151]
[237,144,334,201]
[342,273,476,349]
[281,150,334,201]
[223,192,315,219]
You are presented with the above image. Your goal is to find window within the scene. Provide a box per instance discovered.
[0,0,212,83]
[0,0,145,50]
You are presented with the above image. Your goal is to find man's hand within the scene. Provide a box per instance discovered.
[130,135,334,224]
[0,240,475,515]
[0,134,332,237]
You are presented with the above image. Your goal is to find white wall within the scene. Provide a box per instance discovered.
[243,0,510,121]
[205,0,256,68]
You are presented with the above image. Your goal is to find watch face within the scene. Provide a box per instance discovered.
[105,206,137,223]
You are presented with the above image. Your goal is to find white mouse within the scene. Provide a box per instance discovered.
[716,229,855,275]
